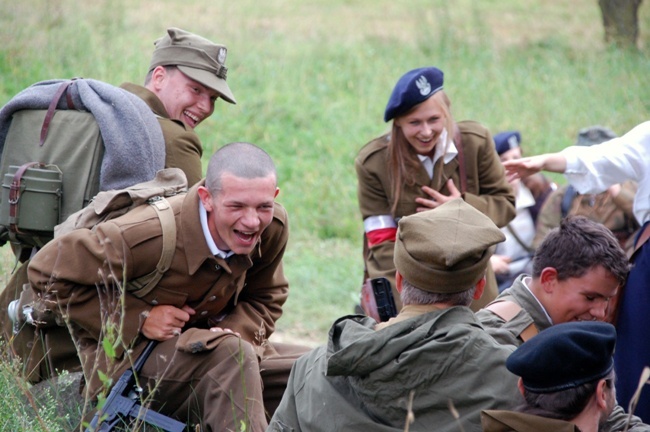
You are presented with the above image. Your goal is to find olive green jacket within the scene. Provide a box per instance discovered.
[268,307,521,432]
[121,83,204,186]
[355,120,515,309]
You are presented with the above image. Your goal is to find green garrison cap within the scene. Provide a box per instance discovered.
[149,27,236,104]
[394,198,505,293]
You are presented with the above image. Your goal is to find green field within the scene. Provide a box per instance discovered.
[1,1,649,427]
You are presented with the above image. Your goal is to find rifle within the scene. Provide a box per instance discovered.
[85,340,185,432]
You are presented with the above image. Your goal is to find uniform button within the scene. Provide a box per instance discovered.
[151,300,158,305]
[215,264,221,271]
[200,310,208,316]
[208,296,216,301]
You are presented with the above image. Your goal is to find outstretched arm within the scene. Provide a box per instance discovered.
[502,153,568,182]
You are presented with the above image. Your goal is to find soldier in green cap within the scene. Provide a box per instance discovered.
[121,27,237,186]
[268,198,521,432]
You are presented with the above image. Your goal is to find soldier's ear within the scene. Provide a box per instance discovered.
[539,267,559,293]
[395,272,403,293]
[197,186,214,212]
[517,378,525,397]
[595,379,609,410]
[473,276,486,300]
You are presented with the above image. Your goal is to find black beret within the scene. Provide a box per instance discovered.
[384,67,444,122]
[493,130,521,156]
[506,321,616,393]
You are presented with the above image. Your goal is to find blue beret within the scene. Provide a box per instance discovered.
[384,67,444,122]
[506,322,616,393]
[493,130,521,156]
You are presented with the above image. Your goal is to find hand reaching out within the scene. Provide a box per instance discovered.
[502,153,568,182]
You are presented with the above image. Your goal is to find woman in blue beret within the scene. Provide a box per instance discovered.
[355,66,516,312]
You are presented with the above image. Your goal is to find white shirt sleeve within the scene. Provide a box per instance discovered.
[560,121,650,225]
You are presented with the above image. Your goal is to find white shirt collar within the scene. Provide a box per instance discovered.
[522,276,554,324]
[199,201,234,259]
[417,128,458,172]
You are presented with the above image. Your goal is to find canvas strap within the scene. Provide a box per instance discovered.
[8,162,45,234]
[40,80,76,146]
[485,300,538,342]
[125,196,177,298]
[453,124,467,194]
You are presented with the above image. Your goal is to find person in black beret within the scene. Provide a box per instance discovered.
[355,66,516,315]
[482,321,618,432]
[475,214,648,431]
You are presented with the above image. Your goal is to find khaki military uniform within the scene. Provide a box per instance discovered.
[27,182,305,430]
[533,181,639,254]
[481,410,581,432]
[355,120,516,310]
[476,276,650,432]
[121,83,204,186]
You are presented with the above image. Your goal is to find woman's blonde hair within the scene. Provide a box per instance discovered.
[387,90,456,215]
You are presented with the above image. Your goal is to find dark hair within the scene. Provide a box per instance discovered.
[532,216,629,286]
[400,277,476,306]
[518,371,615,420]
[387,91,455,216]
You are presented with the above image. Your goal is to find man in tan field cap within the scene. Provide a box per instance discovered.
[122,27,237,186]
[268,198,521,432]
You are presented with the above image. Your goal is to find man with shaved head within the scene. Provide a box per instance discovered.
[27,142,307,431]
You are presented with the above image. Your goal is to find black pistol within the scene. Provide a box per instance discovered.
[85,340,185,432]
[371,277,398,322]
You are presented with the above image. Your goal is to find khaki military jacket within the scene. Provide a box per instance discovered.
[476,276,650,432]
[533,181,639,253]
[121,83,204,186]
[355,120,515,309]
[28,181,289,396]
[481,410,580,432]
[269,307,521,432]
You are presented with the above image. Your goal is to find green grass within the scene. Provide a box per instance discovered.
[1,0,650,428]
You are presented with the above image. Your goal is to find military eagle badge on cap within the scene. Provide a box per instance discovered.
[218,47,227,65]
[416,75,431,96]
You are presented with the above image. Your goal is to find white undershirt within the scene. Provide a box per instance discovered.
[522,276,554,325]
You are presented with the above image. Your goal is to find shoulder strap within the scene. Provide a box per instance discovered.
[453,124,467,194]
[505,224,535,254]
[125,196,176,298]
[485,300,538,342]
